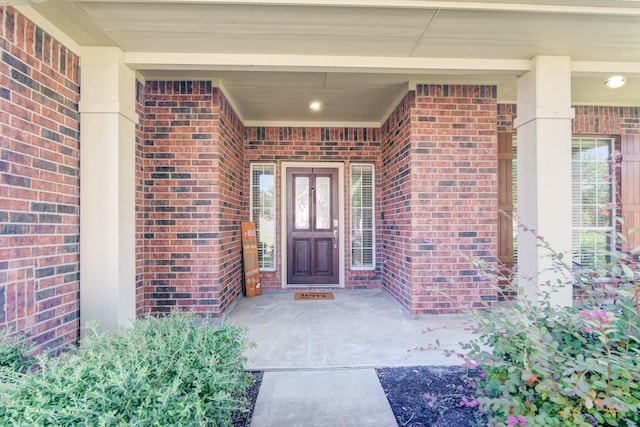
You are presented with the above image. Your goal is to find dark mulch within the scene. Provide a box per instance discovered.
[232,371,263,427]
[235,367,484,427]
[377,366,485,427]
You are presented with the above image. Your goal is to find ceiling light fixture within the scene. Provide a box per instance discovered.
[309,101,322,111]
[604,76,626,89]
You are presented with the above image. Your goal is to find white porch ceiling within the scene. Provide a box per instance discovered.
[25,0,640,125]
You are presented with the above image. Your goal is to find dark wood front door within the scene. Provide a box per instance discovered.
[286,167,339,285]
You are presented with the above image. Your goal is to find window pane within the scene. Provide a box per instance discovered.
[573,230,609,269]
[251,164,276,270]
[350,165,375,269]
[571,138,615,271]
[362,248,373,266]
[295,176,310,229]
[315,176,331,229]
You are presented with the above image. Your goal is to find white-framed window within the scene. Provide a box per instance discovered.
[511,137,616,270]
[250,164,276,271]
[571,137,615,270]
[350,164,375,269]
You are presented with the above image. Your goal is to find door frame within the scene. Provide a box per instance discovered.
[281,162,345,288]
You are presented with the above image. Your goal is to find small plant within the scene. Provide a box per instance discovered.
[0,330,34,374]
[464,221,640,427]
[0,312,252,426]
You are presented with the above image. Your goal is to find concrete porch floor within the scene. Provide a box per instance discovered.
[224,288,478,370]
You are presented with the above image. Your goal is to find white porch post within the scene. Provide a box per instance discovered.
[80,47,137,330]
[514,56,575,306]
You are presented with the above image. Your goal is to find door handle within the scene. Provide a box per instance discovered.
[333,229,338,249]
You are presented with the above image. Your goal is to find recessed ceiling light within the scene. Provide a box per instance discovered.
[309,101,322,111]
[604,76,626,89]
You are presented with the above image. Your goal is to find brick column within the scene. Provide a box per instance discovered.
[409,85,498,314]
[514,56,574,306]
[79,47,137,330]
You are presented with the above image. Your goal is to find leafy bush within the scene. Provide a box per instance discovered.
[0,330,34,374]
[465,224,640,427]
[0,313,252,426]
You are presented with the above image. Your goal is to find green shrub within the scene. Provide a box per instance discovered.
[0,313,252,426]
[0,330,34,374]
[464,224,640,427]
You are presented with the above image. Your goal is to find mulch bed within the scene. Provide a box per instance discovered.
[233,371,263,427]
[236,366,485,427]
[377,366,485,427]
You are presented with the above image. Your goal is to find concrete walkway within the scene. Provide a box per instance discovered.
[224,289,478,426]
[250,369,397,427]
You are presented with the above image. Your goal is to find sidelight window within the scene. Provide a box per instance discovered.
[350,164,375,269]
[250,164,276,271]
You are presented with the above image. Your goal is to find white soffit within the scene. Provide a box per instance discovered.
[24,0,640,124]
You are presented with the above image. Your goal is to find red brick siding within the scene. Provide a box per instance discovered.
[499,105,640,136]
[142,81,220,314]
[212,90,245,311]
[573,106,640,135]
[135,80,145,317]
[380,92,414,309]
[497,103,516,133]
[408,85,498,314]
[243,126,382,290]
[0,7,80,353]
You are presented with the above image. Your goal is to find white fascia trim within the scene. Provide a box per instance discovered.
[572,61,640,76]
[244,120,381,128]
[126,53,531,75]
[79,1,640,16]
[14,5,81,54]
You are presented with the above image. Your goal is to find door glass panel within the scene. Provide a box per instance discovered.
[315,176,330,229]
[295,176,309,229]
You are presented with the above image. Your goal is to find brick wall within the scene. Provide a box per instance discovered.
[408,85,498,314]
[380,86,499,314]
[143,83,498,314]
[142,81,220,314]
[497,103,516,133]
[380,92,414,309]
[141,82,248,315]
[0,7,80,352]
[573,106,640,135]
[243,126,382,290]
[213,90,245,311]
[498,105,640,135]
[135,80,145,317]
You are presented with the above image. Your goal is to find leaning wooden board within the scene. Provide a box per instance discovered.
[241,222,261,297]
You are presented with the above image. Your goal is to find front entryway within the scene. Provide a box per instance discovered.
[285,167,340,285]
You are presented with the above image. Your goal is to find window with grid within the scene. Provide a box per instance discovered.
[511,137,615,270]
[250,164,276,271]
[350,164,375,269]
[571,137,615,270]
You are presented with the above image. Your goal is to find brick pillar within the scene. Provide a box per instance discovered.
[409,85,498,314]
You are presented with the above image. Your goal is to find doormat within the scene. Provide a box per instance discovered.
[294,292,334,301]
